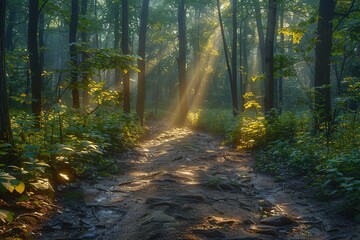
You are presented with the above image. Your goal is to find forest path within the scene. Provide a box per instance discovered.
[39,122,359,240]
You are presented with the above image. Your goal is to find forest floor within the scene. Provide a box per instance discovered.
[3,121,360,240]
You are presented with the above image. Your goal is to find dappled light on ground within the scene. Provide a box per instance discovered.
[38,123,360,240]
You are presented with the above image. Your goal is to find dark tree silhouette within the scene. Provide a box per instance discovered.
[0,0,13,144]
[264,0,277,115]
[122,0,130,113]
[231,0,239,116]
[177,0,188,124]
[28,0,42,126]
[5,1,16,51]
[114,0,121,90]
[81,0,90,109]
[253,0,265,74]
[314,0,336,131]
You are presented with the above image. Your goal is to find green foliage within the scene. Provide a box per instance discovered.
[0,209,14,224]
[318,151,360,211]
[274,53,297,78]
[187,109,237,136]
[0,171,25,194]
[0,105,143,217]
[229,116,266,150]
[78,47,140,74]
[256,110,360,216]
[190,106,360,217]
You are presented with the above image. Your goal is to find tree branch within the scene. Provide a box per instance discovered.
[38,0,49,15]
[333,0,356,32]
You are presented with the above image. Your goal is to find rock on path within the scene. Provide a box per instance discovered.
[38,125,360,240]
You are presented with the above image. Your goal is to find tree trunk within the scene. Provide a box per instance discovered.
[5,1,16,51]
[314,0,335,131]
[122,0,130,113]
[253,0,265,74]
[177,0,188,124]
[39,13,45,91]
[264,0,277,115]
[136,0,150,125]
[231,0,239,116]
[70,0,80,109]
[240,15,249,112]
[81,0,90,109]
[28,0,42,126]
[278,3,284,112]
[0,0,13,144]
[216,0,238,116]
[114,1,121,90]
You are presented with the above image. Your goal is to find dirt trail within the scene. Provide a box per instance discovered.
[38,123,360,240]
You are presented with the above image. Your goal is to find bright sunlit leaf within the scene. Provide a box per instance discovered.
[59,173,70,181]
[15,181,25,194]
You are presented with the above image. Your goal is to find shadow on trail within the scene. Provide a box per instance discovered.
[38,125,359,240]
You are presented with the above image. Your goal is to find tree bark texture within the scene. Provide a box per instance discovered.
[177,0,188,124]
[0,0,13,144]
[231,0,239,116]
[136,0,150,125]
[253,0,266,74]
[240,16,249,112]
[264,0,277,115]
[278,4,284,112]
[81,0,90,108]
[28,0,42,125]
[70,0,80,109]
[5,1,16,51]
[39,13,45,77]
[114,1,121,90]
[122,0,130,113]
[314,0,336,131]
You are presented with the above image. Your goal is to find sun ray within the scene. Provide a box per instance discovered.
[169,25,222,125]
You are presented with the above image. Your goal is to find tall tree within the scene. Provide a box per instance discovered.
[0,0,13,144]
[81,0,90,108]
[264,0,277,115]
[277,2,284,112]
[136,0,150,125]
[114,0,121,90]
[122,0,130,113]
[39,13,45,77]
[70,0,80,109]
[253,0,265,74]
[4,1,16,51]
[216,0,238,116]
[314,0,336,131]
[177,0,188,124]
[28,0,42,126]
[231,0,239,116]
[239,10,249,112]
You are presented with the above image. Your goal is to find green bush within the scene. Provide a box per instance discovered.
[187,109,238,137]
[4,105,144,184]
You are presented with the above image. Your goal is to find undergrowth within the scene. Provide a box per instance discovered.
[187,108,360,219]
[0,105,143,223]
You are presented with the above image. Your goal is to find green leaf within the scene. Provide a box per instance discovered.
[0,209,14,223]
[1,182,14,193]
[15,181,25,194]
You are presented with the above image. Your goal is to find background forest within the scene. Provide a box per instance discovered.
[0,0,359,224]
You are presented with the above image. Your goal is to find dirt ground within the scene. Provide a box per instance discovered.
[24,123,360,239]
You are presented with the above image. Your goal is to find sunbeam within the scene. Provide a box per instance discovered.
[169,25,222,125]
